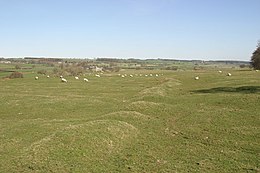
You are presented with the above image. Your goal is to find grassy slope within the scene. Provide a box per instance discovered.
[0,69,259,172]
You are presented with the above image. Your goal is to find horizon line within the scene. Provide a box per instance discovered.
[0,56,250,62]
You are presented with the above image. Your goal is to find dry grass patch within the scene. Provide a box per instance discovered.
[128,101,161,110]
[102,111,151,120]
[138,78,181,98]
[139,86,166,97]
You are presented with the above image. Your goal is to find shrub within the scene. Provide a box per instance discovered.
[8,72,23,79]
[103,66,121,72]
[53,68,59,74]
[166,66,178,70]
[193,66,203,70]
[65,66,84,76]
[239,64,246,68]
[37,69,47,75]
[113,66,121,72]
[15,65,21,69]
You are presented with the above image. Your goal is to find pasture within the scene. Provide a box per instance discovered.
[0,66,259,172]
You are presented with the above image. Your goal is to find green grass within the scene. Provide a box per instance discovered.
[0,68,259,172]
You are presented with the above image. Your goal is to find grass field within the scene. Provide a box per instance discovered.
[0,67,259,172]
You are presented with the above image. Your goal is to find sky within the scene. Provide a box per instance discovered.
[0,0,259,61]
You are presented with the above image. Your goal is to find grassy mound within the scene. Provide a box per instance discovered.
[17,120,138,172]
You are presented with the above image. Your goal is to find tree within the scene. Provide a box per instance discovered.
[251,41,260,70]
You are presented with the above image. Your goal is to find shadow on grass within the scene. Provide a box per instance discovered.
[193,86,260,94]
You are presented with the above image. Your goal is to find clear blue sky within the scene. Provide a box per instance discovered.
[0,0,259,60]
